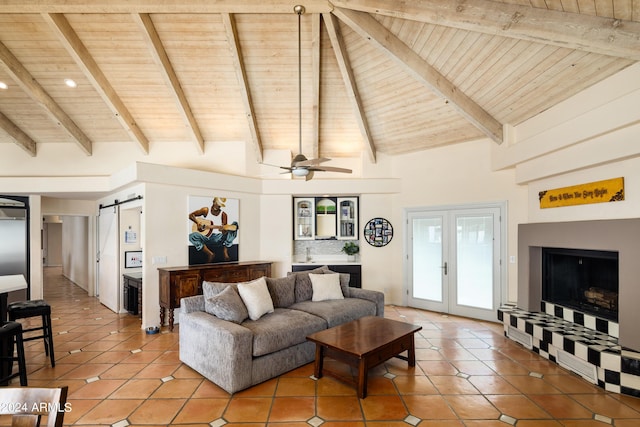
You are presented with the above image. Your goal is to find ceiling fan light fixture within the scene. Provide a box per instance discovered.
[292,168,309,177]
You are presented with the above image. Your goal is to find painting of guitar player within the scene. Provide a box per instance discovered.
[187,196,239,265]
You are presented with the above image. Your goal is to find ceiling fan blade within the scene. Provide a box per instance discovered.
[310,166,352,174]
[305,170,314,181]
[296,157,330,167]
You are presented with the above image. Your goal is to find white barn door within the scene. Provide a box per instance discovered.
[97,206,119,313]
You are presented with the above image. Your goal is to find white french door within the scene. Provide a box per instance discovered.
[406,204,504,322]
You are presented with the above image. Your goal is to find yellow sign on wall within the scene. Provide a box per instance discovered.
[539,177,624,209]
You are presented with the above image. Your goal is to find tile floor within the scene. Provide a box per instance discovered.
[4,267,640,426]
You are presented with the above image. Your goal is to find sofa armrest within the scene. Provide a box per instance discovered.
[347,287,384,317]
[179,310,254,394]
[181,295,205,313]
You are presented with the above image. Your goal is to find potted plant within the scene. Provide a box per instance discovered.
[342,241,359,261]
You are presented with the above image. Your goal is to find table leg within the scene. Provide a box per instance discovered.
[159,307,165,327]
[357,359,368,399]
[408,335,416,367]
[314,345,324,379]
[169,309,175,331]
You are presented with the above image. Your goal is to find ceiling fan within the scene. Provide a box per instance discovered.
[274,5,352,181]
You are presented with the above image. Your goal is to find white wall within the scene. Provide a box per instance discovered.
[44,222,62,266]
[527,158,640,223]
[490,63,640,224]
[142,177,263,328]
[388,140,528,304]
[62,216,90,291]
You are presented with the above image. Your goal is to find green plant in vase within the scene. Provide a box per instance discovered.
[342,242,359,260]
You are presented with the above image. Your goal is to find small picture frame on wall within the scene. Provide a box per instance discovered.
[364,217,393,247]
[125,251,142,268]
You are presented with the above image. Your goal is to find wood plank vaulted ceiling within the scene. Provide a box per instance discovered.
[0,0,638,165]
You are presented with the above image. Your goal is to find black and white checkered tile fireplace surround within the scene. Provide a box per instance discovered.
[498,302,640,397]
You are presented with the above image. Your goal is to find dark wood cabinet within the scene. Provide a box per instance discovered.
[292,264,362,289]
[123,272,142,316]
[158,261,272,330]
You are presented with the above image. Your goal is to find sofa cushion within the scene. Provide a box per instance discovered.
[290,298,377,328]
[242,308,327,357]
[203,281,239,315]
[266,275,296,308]
[204,285,248,324]
[310,273,344,302]
[237,277,274,321]
[337,273,350,296]
[288,265,331,303]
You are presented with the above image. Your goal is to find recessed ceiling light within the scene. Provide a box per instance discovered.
[0,81,7,90]
[64,78,77,88]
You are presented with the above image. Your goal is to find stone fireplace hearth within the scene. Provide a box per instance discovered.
[498,218,640,397]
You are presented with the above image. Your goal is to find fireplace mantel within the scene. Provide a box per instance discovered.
[518,219,640,352]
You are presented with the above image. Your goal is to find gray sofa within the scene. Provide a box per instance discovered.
[179,266,384,394]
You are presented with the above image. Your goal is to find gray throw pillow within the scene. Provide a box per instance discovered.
[266,275,296,308]
[338,272,350,296]
[204,285,248,324]
[288,265,331,302]
[203,280,236,299]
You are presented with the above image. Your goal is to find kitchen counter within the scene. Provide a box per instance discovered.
[291,260,362,288]
[291,255,360,266]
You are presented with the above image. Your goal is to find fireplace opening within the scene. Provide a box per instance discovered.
[542,247,619,322]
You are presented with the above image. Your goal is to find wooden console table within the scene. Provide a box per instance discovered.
[158,261,272,331]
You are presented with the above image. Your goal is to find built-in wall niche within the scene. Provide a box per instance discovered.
[293,196,358,241]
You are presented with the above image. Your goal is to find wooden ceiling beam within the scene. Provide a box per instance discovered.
[0,0,334,14]
[332,0,640,61]
[134,13,205,154]
[0,41,92,155]
[0,111,37,156]
[43,13,150,154]
[222,13,264,163]
[323,12,376,163]
[333,7,503,144]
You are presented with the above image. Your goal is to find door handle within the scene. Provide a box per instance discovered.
[441,262,448,275]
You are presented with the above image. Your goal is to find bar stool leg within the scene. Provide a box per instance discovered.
[44,314,55,367]
[15,328,27,386]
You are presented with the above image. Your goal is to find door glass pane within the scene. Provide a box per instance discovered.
[412,217,443,302]
[456,215,493,309]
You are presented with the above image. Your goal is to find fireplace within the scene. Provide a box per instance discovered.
[516,219,640,353]
[505,219,640,397]
[542,247,619,322]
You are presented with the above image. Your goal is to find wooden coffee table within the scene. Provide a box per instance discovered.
[306,316,422,398]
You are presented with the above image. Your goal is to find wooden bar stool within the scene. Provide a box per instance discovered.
[0,321,28,386]
[8,300,55,367]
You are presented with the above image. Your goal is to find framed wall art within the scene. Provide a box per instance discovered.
[187,196,239,265]
[363,217,393,247]
[124,250,143,268]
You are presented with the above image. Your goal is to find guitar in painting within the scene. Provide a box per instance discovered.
[191,218,238,237]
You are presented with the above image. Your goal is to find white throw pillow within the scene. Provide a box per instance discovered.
[237,276,274,320]
[310,273,344,302]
